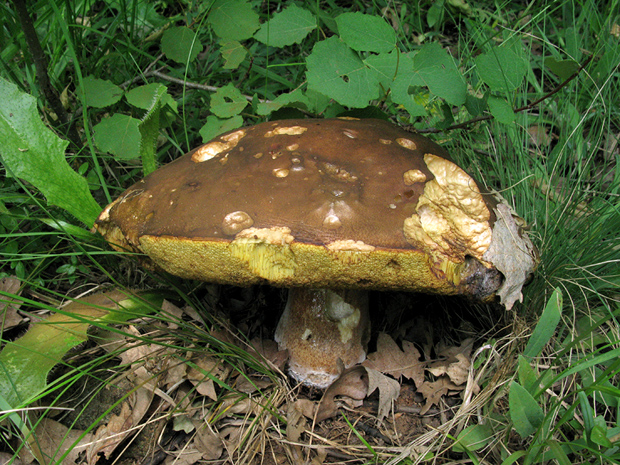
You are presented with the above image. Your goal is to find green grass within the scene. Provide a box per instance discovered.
[1,0,619,463]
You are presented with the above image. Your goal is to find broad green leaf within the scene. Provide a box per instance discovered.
[79,75,123,108]
[517,355,538,394]
[210,83,249,118]
[219,39,247,69]
[94,114,141,160]
[199,115,244,143]
[257,88,310,115]
[591,417,613,447]
[365,50,399,92]
[0,78,101,226]
[452,424,493,452]
[509,381,544,437]
[254,4,315,47]
[545,57,580,81]
[524,288,562,358]
[545,439,572,465]
[465,93,486,116]
[475,43,528,92]
[0,290,165,408]
[126,83,168,110]
[306,36,380,108]
[391,43,466,117]
[336,12,396,53]
[208,0,259,41]
[161,26,203,64]
[487,96,515,124]
[410,42,466,106]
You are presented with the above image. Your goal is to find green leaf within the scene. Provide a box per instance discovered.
[487,96,515,124]
[0,291,165,408]
[138,84,167,175]
[210,83,249,118]
[517,355,538,394]
[545,58,580,81]
[93,114,141,160]
[161,26,203,64]
[254,4,316,48]
[475,43,528,92]
[365,50,399,92]
[208,0,259,41]
[219,39,247,70]
[0,78,101,226]
[336,12,396,53]
[257,88,310,115]
[126,83,169,110]
[452,424,493,452]
[306,36,380,108]
[524,288,562,358]
[509,381,544,437]
[199,115,244,143]
[79,75,123,108]
[391,43,466,116]
[591,418,613,448]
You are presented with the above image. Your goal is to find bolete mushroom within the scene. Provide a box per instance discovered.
[94,118,537,388]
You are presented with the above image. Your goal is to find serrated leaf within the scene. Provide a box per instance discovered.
[94,114,141,160]
[79,75,123,108]
[365,367,400,422]
[219,39,247,69]
[365,50,399,92]
[199,115,244,143]
[208,0,259,41]
[254,4,316,47]
[306,36,380,108]
[161,26,203,64]
[336,12,396,53]
[0,78,101,226]
[487,95,515,124]
[475,43,528,92]
[509,381,544,437]
[524,288,562,358]
[257,88,310,115]
[126,83,168,110]
[391,43,466,117]
[210,84,248,118]
[452,424,493,453]
[544,57,579,81]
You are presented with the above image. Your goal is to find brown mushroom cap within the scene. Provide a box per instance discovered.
[95,118,535,304]
[95,118,538,387]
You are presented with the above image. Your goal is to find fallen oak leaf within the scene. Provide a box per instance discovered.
[427,338,473,386]
[417,376,462,415]
[363,333,425,387]
[365,367,400,422]
[316,366,367,422]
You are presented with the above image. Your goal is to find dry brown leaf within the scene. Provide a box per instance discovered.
[187,354,231,401]
[163,450,202,465]
[527,125,551,147]
[21,418,91,465]
[192,420,223,460]
[0,452,23,465]
[427,339,473,386]
[365,367,400,422]
[161,299,184,329]
[249,337,288,371]
[235,374,273,394]
[0,276,25,330]
[417,376,462,415]
[86,386,153,463]
[316,366,367,422]
[363,333,425,387]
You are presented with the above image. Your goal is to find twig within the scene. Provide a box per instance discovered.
[148,70,269,103]
[417,54,595,134]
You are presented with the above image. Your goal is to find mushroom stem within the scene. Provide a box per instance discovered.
[274,288,370,388]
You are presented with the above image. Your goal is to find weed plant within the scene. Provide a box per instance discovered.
[1,0,619,463]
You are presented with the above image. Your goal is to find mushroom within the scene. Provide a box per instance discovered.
[94,118,537,388]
